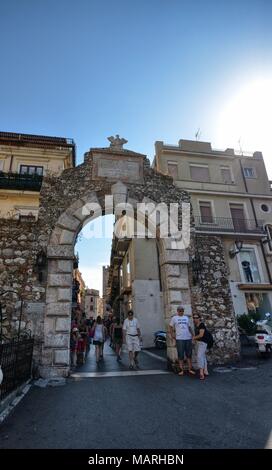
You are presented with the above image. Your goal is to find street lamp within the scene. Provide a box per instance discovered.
[36,250,47,282]
[229,240,244,258]
[191,253,202,285]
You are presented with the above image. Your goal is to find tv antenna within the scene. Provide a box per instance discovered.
[238,137,243,156]
[195,128,201,141]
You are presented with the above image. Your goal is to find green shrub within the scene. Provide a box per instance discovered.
[237,313,258,335]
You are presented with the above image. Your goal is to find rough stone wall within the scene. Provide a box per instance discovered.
[190,234,240,364]
[0,220,45,365]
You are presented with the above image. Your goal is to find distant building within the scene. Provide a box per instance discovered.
[72,263,86,313]
[85,288,101,318]
[102,265,110,313]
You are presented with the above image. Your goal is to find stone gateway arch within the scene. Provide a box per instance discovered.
[0,139,240,378]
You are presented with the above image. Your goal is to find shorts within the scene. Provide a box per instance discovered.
[93,340,103,346]
[114,338,123,346]
[126,335,140,352]
[176,339,192,359]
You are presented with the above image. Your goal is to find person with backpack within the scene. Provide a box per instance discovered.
[192,314,212,380]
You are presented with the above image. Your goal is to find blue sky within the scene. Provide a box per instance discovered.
[1,0,271,292]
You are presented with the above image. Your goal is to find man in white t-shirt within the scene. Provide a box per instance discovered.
[169,306,195,376]
[123,310,141,370]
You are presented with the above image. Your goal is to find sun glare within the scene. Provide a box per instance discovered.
[215,77,272,176]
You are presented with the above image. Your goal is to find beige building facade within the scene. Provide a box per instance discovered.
[84,288,102,318]
[154,139,272,318]
[0,131,75,218]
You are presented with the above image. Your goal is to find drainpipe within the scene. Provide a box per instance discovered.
[8,154,14,172]
[239,160,272,284]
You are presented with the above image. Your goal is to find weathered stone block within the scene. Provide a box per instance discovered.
[44,318,56,335]
[57,260,73,273]
[57,288,72,301]
[56,213,79,231]
[48,274,72,287]
[46,302,71,316]
[164,264,180,277]
[169,290,182,303]
[46,287,57,303]
[44,333,70,348]
[47,245,74,259]
[162,249,189,264]
[168,277,189,289]
[55,317,71,332]
[59,230,75,245]
[54,349,70,365]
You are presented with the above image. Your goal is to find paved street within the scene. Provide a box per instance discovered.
[0,344,272,449]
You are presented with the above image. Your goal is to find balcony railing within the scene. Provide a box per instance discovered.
[0,172,43,191]
[194,216,265,234]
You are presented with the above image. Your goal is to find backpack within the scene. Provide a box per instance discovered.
[205,329,214,350]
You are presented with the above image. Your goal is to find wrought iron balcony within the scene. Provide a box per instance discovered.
[0,172,43,191]
[194,216,265,234]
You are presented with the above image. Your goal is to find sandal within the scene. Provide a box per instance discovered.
[178,370,184,376]
[188,369,196,375]
[200,375,205,380]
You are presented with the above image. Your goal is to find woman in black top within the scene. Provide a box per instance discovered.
[113,317,123,362]
[192,315,209,380]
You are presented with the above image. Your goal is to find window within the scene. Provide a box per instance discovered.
[19,214,36,222]
[239,248,261,283]
[199,201,213,223]
[221,166,232,184]
[265,225,272,252]
[0,160,4,172]
[190,165,209,182]
[230,204,246,232]
[243,167,255,178]
[90,305,94,311]
[20,165,43,176]
[167,162,178,179]
[90,297,93,302]
[261,204,270,213]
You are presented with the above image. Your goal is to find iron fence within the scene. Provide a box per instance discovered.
[0,337,34,400]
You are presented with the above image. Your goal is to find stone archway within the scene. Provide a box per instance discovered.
[39,142,193,377]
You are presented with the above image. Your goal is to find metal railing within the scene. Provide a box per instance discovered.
[0,172,43,191]
[194,216,265,234]
[0,337,34,400]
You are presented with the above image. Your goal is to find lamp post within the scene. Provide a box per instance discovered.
[229,240,244,258]
[36,250,47,282]
[191,253,202,285]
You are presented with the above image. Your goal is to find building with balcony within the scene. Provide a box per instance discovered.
[0,131,75,218]
[154,139,272,318]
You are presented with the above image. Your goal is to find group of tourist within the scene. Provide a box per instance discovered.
[70,310,142,369]
[170,306,212,380]
[70,305,212,379]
